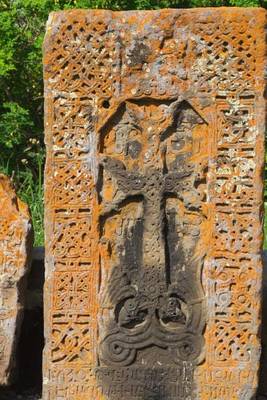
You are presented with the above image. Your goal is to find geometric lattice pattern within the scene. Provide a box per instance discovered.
[43,9,265,400]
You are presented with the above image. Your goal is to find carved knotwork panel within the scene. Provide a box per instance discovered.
[43,9,265,400]
[98,99,207,369]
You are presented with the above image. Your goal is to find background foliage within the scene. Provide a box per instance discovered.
[0,0,265,245]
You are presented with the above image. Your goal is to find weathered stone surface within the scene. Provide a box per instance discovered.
[43,8,266,400]
[0,174,33,385]
[258,252,267,399]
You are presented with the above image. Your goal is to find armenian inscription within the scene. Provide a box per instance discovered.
[43,8,265,400]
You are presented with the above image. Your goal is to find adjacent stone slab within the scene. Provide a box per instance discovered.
[0,175,33,384]
[43,8,265,400]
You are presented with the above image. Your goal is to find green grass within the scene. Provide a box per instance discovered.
[0,160,44,247]
[17,171,44,247]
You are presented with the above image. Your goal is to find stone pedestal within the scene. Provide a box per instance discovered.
[43,8,265,400]
[0,175,33,385]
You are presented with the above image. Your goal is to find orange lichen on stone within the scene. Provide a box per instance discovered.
[43,8,266,400]
[0,174,33,385]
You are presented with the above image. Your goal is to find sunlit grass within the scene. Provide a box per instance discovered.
[0,160,44,247]
[17,171,44,247]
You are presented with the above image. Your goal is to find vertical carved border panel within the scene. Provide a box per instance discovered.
[43,11,118,399]
[194,11,266,399]
[43,9,265,400]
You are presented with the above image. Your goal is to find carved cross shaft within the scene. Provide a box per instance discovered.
[100,155,191,287]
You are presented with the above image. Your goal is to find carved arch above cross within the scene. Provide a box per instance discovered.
[97,97,208,367]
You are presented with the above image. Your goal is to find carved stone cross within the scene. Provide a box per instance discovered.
[98,99,205,367]
[43,9,265,400]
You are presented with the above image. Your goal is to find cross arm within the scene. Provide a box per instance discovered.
[99,156,145,215]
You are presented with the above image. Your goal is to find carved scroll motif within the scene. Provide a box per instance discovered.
[97,99,207,370]
[43,9,265,400]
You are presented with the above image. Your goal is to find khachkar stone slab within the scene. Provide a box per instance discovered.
[43,8,266,400]
[0,174,33,384]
